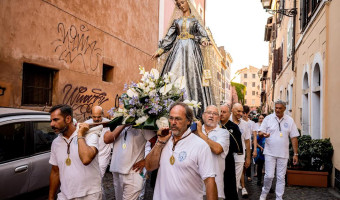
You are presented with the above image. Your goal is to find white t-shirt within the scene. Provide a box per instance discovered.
[202,125,229,199]
[253,122,261,134]
[85,118,112,177]
[109,126,155,174]
[230,115,251,162]
[153,128,216,200]
[260,113,300,159]
[244,119,256,149]
[49,127,101,199]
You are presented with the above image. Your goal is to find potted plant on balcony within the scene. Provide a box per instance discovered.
[287,135,334,187]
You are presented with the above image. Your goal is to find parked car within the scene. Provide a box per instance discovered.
[0,107,57,199]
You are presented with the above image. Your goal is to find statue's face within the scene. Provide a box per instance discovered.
[176,0,189,13]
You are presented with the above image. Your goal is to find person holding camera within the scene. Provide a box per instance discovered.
[145,102,217,200]
[195,105,229,199]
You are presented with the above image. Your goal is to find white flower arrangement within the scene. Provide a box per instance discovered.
[107,66,201,130]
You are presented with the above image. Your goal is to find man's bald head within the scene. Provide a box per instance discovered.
[232,103,243,120]
[220,104,231,123]
[91,106,103,123]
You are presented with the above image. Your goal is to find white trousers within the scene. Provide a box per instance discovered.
[235,162,244,191]
[112,172,143,200]
[57,191,102,200]
[260,155,288,200]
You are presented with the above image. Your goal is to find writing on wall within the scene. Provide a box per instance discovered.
[52,23,102,72]
[62,84,109,121]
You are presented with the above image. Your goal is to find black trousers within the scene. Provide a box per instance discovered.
[224,152,238,200]
[256,159,265,184]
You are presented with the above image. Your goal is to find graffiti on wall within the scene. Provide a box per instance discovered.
[62,84,109,121]
[52,23,102,72]
[0,86,6,96]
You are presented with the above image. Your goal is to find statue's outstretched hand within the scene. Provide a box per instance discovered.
[151,52,160,60]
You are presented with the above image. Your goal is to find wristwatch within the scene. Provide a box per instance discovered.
[294,153,298,156]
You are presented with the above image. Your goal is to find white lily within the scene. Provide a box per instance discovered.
[150,68,160,80]
[139,65,145,75]
[156,117,169,129]
[141,72,149,82]
[148,81,155,89]
[183,99,202,110]
[159,83,173,95]
[127,88,138,98]
[174,76,186,89]
[144,86,151,93]
[149,89,156,96]
[135,116,148,125]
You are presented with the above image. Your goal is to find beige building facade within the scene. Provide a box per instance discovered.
[0,0,159,121]
[261,0,340,189]
[238,66,261,109]
[206,29,232,106]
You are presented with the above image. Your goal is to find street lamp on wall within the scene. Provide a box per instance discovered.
[265,8,297,17]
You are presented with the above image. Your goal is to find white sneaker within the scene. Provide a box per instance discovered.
[241,188,248,198]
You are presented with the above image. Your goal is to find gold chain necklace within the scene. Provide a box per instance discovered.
[170,132,191,165]
[63,137,74,166]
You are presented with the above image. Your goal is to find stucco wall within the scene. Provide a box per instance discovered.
[0,0,159,121]
[325,0,340,176]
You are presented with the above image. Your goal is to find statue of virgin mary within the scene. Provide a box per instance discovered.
[152,0,215,118]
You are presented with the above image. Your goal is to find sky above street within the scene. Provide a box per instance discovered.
[205,0,271,82]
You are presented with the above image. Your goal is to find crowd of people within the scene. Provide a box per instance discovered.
[47,99,299,200]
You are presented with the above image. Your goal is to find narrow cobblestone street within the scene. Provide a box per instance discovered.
[101,167,340,200]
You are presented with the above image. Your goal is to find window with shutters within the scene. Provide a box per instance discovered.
[244,74,247,78]
[217,72,221,81]
[22,63,55,106]
[252,91,255,96]
[252,82,255,87]
[287,19,293,60]
[252,74,256,79]
[244,82,247,87]
[277,0,285,24]
[272,48,280,83]
[278,46,283,74]
[300,0,322,31]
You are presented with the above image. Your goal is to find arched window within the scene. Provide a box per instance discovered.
[311,63,321,139]
[302,72,309,135]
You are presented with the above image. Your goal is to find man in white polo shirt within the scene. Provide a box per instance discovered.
[259,100,299,200]
[49,104,101,200]
[84,106,112,177]
[145,102,218,200]
[104,124,156,200]
[230,103,251,197]
[196,105,229,199]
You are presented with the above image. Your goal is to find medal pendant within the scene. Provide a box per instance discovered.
[280,132,283,137]
[170,155,175,165]
[66,157,71,166]
[122,143,127,149]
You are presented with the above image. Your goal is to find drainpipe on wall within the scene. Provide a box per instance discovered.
[291,0,297,120]
[292,0,297,72]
